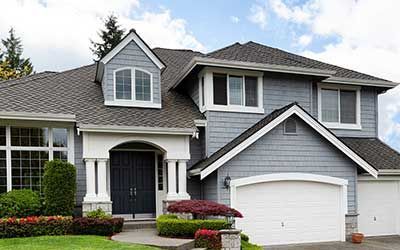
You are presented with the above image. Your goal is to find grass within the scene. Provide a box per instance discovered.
[242,239,263,250]
[0,235,160,250]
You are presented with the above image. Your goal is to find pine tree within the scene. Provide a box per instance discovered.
[0,28,34,80]
[91,14,125,60]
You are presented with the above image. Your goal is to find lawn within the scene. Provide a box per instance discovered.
[0,235,160,250]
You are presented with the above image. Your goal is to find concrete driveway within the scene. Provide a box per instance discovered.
[264,236,400,250]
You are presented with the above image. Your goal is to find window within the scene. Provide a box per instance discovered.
[213,73,227,105]
[245,76,258,107]
[319,84,360,129]
[229,75,244,105]
[1,126,72,194]
[284,118,297,134]
[201,77,205,107]
[114,67,153,103]
[115,69,132,100]
[135,69,151,101]
[0,127,5,146]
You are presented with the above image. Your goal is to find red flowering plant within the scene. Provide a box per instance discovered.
[167,200,242,219]
[194,229,221,249]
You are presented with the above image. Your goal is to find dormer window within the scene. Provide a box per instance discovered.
[108,67,159,108]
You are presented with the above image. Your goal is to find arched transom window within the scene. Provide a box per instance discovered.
[114,68,152,102]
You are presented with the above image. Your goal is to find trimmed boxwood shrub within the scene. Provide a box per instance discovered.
[0,189,41,218]
[43,160,76,216]
[0,216,72,238]
[86,208,112,219]
[195,229,221,250]
[157,214,229,238]
[72,217,124,236]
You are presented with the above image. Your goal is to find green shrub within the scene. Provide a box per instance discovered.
[241,233,249,242]
[0,216,72,238]
[86,208,112,219]
[156,214,229,238]
[0,189,41,218]
[43,160,76,216]
[241,240,263,250]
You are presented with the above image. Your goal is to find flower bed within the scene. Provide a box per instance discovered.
[0,216,72,238]
[195,229,221,250]
[156,214,229,238]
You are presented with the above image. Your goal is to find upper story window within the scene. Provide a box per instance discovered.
[318,83,361,130]
[284,117,297,135]
[199,67,264,114]
[114,67,153,103]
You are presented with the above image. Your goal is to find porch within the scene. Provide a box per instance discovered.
[80,130,192,218]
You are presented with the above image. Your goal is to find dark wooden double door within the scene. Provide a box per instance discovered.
[110,151,156,216]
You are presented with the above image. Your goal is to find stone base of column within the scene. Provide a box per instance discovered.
[82,201,113,216]
[220,229,241,250]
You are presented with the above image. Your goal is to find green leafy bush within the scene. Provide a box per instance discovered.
[86,208,112,219]
[241,240,263,250]
[72,217,124,236]
[241,233,249,242]
[0,216,72,238]
[43,160,76,216]
[0,189,41,218]
[156,214,229,238]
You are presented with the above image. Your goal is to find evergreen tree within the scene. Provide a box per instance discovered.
[0,28,34,80]
[91,14,125,60]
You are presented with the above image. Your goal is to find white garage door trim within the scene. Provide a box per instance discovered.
[230,173,348,243]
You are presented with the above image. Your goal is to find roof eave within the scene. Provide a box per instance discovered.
[171,57,335,89]
[322,77,398,88]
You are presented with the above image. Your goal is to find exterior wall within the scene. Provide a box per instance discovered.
[75,132,85,205]
[217,116,358,214]
[206,73,312,156]
[102,40,161,104]
[201,171,218,202]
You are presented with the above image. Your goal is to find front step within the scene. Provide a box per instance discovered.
[123,220,156,230]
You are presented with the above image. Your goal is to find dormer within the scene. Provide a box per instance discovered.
[95,29,165,108]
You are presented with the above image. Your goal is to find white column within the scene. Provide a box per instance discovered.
[178,160,190,199]
[97,158,110,201]
[166,159,178,200]
[83,158,96,201]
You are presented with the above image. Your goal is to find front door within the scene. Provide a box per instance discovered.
[110,151,156,217]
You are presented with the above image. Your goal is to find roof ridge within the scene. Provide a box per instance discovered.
[206,42,242,56]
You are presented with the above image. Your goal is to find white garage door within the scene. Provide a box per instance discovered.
[358,181,400,236]
[234,180,344,246]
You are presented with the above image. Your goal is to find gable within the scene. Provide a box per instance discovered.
[192,104,378,179]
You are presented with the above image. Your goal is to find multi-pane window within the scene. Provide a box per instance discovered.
[0,126,71,194]
[115,69,132,100]
[213,73,259,108]
[320,85,359,126]
[11,150,48,193]
[11,127,48,147]
[0,151,6,194]
[135,69,151,101]
[114,68,152,102]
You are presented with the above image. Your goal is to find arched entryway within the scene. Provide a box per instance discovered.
[110,142,164,219]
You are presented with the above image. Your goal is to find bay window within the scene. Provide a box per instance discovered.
[318,84,360,129]
[0,126,73,194]
[200,68,263,113]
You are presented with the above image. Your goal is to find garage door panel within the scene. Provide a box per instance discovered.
[358,181,399,236]
[235,180,343,246]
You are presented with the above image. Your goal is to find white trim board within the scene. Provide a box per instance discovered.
[0,111,76,122]
[198,104,378,179]
[100,30,165,69]
[77,124,195,136]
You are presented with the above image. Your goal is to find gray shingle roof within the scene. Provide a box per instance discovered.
[206,41,390,82]
[341,137,400,170]
[0,71,57,89]
[0,48,204,129]
[190,102,297,172]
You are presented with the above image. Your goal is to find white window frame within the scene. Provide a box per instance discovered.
[0,123,74,192]
[108,67,160,108]
[317,83,361,130]
[198,67,264,114]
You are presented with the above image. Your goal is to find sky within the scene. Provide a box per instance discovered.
[1,0,400,150]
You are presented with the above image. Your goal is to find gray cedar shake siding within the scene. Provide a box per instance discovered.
[217,115,358,214]
[196,72,379,156]
[74,132,85,205]
[102,40,161,104]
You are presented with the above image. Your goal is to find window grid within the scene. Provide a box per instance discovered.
[135,69,151,101]
[0,151,6,194]
[0,127,5,146]
[115,69,132,100]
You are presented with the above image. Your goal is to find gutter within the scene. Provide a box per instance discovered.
[0,111,76,122]
[322,77,399,88]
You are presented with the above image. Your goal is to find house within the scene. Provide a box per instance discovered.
[0,29,400,246]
